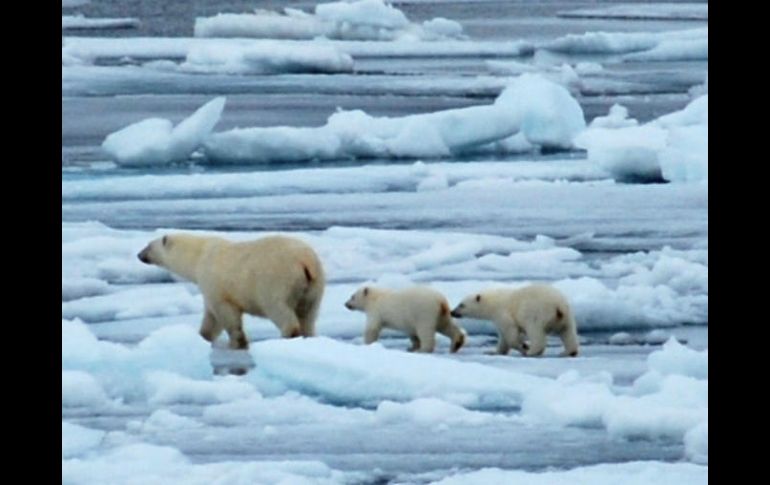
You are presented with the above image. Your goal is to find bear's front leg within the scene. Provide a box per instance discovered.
[486,328,510,355]
[415,327,436,353]
[212,302,249,350]
[364,318,382,345]
[199,309,223,343]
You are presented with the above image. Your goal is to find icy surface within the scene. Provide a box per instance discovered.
[545,27,707,56]
[426,461,707,485]
[203,74,585,163]
[63,2,707,481]
[62,221,707,332]
[62,311,708,478]
[575,95,707,182]
[684,422,708,465]
[195,0,465,41]
[62,15,140,30]
[62,422,105,459]
[62,36,534,64]
[62,440,359,485]
[624,38,708,62]
[179,43,354,75]
[102,97,226,166]
[558,4,708,21]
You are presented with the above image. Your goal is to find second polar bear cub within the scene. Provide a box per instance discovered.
[345,286,467,353]
[451,284,579,357]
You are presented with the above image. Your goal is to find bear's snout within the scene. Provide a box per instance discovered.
[344,301,353,310]
[137,247,151,264]
[450,308,462,318]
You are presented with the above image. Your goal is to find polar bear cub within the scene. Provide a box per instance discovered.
[345,286,466,353]
[451,284,579,357]
[137,233,325,349]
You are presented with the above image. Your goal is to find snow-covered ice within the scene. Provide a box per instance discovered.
[195,0,465,42]
[62,313,708,478]
[102,97,226,166]
[545,27,707,57]
[575,95,707,183]
[62,1,707,481]
[62,36,534,64]
[424,461,707,485]
[62,220,707,336]
[179,43,354,75]
[62,15,140,30]
[624,38,708,62]
[62,439,360,485]
[558,4,708,21]
[203,74,585,163]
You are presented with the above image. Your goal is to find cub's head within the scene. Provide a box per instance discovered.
[344,286,371,311]
[451,293,487,319]
[137,235,173,267]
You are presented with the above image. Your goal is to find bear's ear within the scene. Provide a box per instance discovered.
[363,287,369,296]
[162,235,168,246]
[475,294,481,302]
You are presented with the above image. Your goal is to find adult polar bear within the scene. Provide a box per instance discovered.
[452,284,579,357]
[137,234,325,349]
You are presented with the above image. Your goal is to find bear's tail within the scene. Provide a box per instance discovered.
[440,301,450,317]
[302,264,315,284]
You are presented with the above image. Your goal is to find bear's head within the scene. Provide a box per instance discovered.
[137,235,172,267]
[344,286,371,311]
[137,233,223,283]
[451,293,487,319]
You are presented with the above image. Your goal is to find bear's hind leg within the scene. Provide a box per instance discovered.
[559,327,579,357]
[266,304,302,339]
[437,319,466,353]
[296,297,321,337]
[408,335,420,352]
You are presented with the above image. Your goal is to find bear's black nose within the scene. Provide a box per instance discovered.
[137,248,150,264]
[344,302,353,310]
[450,310,462,318]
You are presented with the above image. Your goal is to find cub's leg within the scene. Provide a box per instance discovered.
[524,325,547,357]
[415,326,436,353]
[490,327,511,355]
[504,326,529,355]
[364,317,382,345]
[559,326,580,357]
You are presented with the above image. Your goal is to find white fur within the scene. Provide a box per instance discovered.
[345,286,466,353]
[138,234,325,349]
[452,284,579,357]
